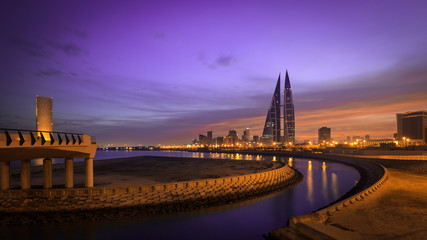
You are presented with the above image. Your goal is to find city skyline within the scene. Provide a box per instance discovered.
[1,1,427,145]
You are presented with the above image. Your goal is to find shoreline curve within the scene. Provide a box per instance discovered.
[0,157,303,225]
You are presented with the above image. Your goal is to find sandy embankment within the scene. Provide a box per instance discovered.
[9,156,282,189]
[268,157,427,240]
[313,169,427,239]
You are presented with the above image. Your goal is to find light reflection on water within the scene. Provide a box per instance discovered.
[4,151,359,240]
[307,160,314,206]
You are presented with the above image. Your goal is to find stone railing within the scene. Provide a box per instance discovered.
[0,164,299,213]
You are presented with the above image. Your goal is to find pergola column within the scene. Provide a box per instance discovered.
[85,158,93,188]
[21,159,31,190]
[1,161,10,190]
[43,158,52,189]
[65,158,74,188]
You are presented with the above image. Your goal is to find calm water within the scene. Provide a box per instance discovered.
[6,151,360,240]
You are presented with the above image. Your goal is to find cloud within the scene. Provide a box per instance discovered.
[65,27,89,39]
[8,37,52,59]
[215,55,236,67]
[35,69,63,77]
[196,53,237,69]
[47,41,89,57]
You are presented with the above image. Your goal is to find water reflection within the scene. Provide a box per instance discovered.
[4,151,360,240]
[288,157,293,167]
[331,173,339,199]
[307,161,313,206]
[322,162,329,202]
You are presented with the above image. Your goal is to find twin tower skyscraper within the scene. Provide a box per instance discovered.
[261,71,295,145]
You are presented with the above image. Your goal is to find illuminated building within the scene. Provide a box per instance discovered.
[253,135,259,143]
[199,134,207,145]
[396,110,427,146]
[228,130,238,145]
[261,70,295,145]
[318,127,331,143]
[242,128,250,142]
[283,71,295,145]
[262,74,281,144]
[207,131,212,145]
[216,137,224,145]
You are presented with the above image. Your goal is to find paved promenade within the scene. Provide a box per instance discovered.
[267,154,427,240]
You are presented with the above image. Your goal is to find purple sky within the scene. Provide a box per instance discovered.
[1,1,427,146]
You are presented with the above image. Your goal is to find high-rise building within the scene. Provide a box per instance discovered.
[261,71,296,145]
[242,128,250,142]
[228,130,238,145]
[253,135,259,143]
[318,127,331,143]
[396,110,427,146]
[216,137,224,145]
[283,71,295,145]
[207,131,213,145]
[199,134,207,145]
[36,96,53,132]
[262,74,281,144]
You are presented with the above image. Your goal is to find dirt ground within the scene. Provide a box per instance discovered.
[9,156,282,188]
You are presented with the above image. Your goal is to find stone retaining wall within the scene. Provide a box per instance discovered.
[267,154,390,240]
[288,162,389,226]
[0,164,297,213]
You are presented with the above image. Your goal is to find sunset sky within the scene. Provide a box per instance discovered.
[1,1,427,145]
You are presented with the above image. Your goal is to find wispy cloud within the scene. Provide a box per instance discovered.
[215,55,236,67]
[197,53,237,69]
[47,41,89,57]
[8,37,52,59]
[35,69,63,77]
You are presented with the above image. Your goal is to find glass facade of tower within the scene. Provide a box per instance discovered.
[283,71,295,144]
[262,75,281,143]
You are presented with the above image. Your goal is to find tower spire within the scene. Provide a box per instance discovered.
[261,74,281,144]
[283,70,295,145]
[285,70,291,88]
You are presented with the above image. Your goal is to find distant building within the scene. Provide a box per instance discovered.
[352,136,362,142]
[229,130,237,137]
[365,135,370,140]
[216,137,224,145]
[199,134,207,145]
[227,130,238,145]
[346,136,351,142]
[396,110,427,146]
[253,135,259,143]
[318,127,331,143]
[365,139,397,148]
[207,131,212,145]
[242,128,250,142]
[283,71,295,145]
[262,74,281,144]
[261,70,295,145]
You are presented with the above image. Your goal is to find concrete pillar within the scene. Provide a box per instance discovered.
[43,158,52,189]
[85,158,93,188]
[21,159,31,190]
[65,158,74,188]
[1,161,10,190]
